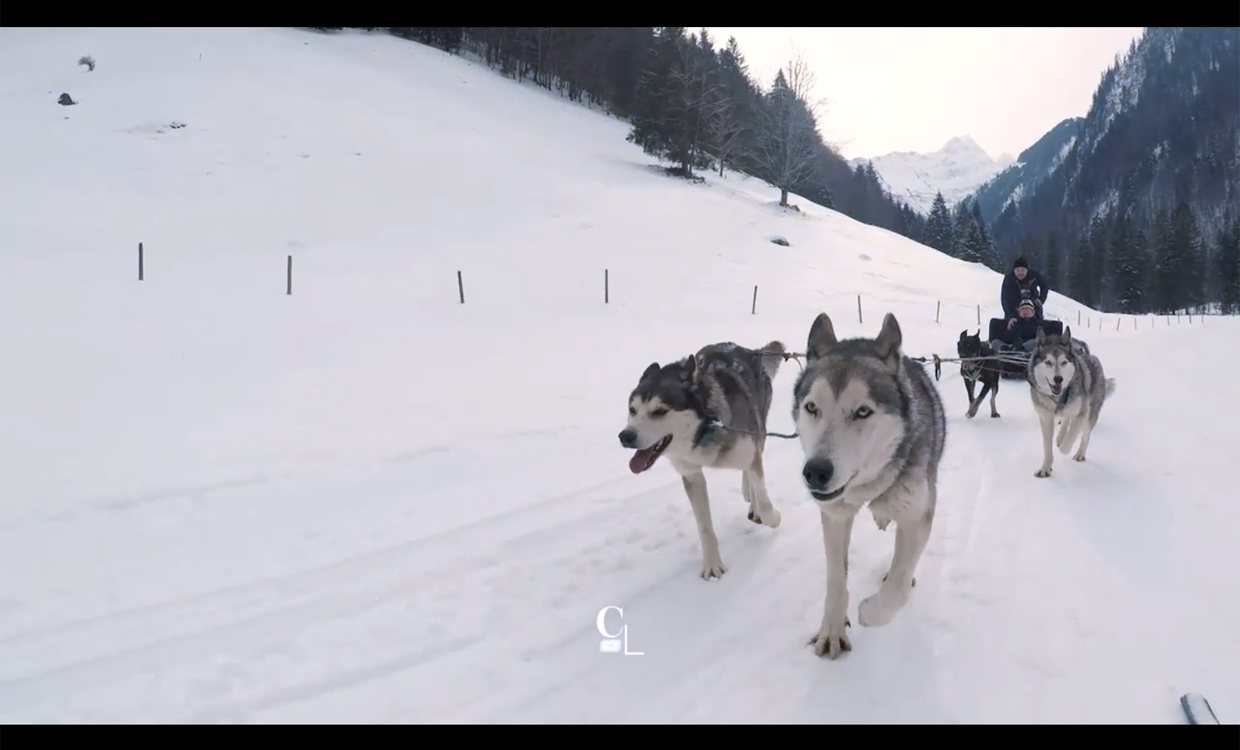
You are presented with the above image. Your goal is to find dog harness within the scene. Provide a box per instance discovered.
[961,362,982,384]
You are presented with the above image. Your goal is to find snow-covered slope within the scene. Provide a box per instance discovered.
[1,27,1237,724]
[851,135,1015,215]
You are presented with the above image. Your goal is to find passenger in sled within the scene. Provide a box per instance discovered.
[991,298,1045,354]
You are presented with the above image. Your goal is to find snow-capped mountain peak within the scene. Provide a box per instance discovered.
[849,135,1015,216]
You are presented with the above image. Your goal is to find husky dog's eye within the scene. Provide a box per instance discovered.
[651,407,668,417]
[804,401,818,416]
[629,406,637,416]
[853,406,873,420]
[1044,359,1052,366]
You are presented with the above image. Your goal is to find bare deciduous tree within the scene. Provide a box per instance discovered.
[78,55,95,72]
[667,42,724,177]
[705,101,748,177]
[755,49,826,207]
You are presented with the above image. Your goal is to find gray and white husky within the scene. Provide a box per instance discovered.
[619,340,787,579]
[1026,325,1116,478]
[792,312,946,659]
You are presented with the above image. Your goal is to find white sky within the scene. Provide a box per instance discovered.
[706,27,1145,161]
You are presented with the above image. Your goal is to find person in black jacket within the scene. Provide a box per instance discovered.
[1001,256,1049,331]
[999,299,1044,352]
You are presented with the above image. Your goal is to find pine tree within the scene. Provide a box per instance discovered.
[1044,230,1062,290]
[950,202,971,259]
[925,192,955,255]
[1215,214,1240,314]
[970,201,996,268]
[626,27,711,177]
[706,36,757,177]
[1105,209,1130,311]
[1084,214,1108,309]
[1067,229,1092,306]
[1109,209,1147,313]
[1150,209,1177,314]
[1170,200,1206,312]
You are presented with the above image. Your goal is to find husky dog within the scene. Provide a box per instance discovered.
[956,329,1021,419]
[619,340,787,579]
[792,312,945,659]
[1026,326,1116,478]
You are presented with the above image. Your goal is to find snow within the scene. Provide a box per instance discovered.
[1049,135,1077,174]
[2,27,1238,724]
[849,135,1015,215]
[1091,35,1151,155]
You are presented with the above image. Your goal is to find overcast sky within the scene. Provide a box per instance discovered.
[706,27,1145,162]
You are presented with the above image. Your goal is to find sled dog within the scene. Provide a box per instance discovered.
[619,340,787,579]
[792,312,946,659]
[1026,326,1116,478]
[956,329,1023,419]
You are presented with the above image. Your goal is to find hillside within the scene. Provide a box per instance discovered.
[850,135,1014,216]
[965,117,1083,225]
[1,27,1237,724]
[986,27,1240,315]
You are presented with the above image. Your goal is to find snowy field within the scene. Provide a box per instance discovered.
[1,27,1237,724]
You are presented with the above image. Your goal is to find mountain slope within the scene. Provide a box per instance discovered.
[1,27,1237,724]
[965,117,1083,223]
[849,135,1014,216]
[987,27,1240,311]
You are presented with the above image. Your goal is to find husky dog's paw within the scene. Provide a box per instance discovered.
[882,573,916,587]
[965,407,977,419]
[874,516,891,531]
[1073,454,1086,462]
[700,556,727,580]
[991,411,1000,418]
[746,507,780,527]
[858,589,906,628]
[1035,467,1052,478]
[808,616,851,659]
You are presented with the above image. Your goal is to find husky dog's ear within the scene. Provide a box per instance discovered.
[975,328,980,338]
[680,353,697,382]
[875,312,902,362]
[640,362,660,382]
[1035,326,1047,344]
[959,329,967,341]
[1062,326,1072,343]
[806,313,838,361]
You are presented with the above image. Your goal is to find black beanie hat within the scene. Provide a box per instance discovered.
[1013,257,1029,270]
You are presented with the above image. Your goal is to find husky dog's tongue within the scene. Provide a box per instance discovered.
[628,435,671,473]
[629,448,655,473]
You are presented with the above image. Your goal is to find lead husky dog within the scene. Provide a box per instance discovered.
[1027,326,1116,478]
[792,312,946,659]
[619,340,787,579]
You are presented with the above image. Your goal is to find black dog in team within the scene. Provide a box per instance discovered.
[956,329,1025,419]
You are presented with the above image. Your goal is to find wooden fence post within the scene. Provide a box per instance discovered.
[752,285,758,315]
[138,242,144,281]
[857,294,862,324]
[286,255,292,295]
[605,269,609,304]
[457,270,465,304]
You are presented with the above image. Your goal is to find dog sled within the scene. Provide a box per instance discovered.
[983,315,1064,378]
